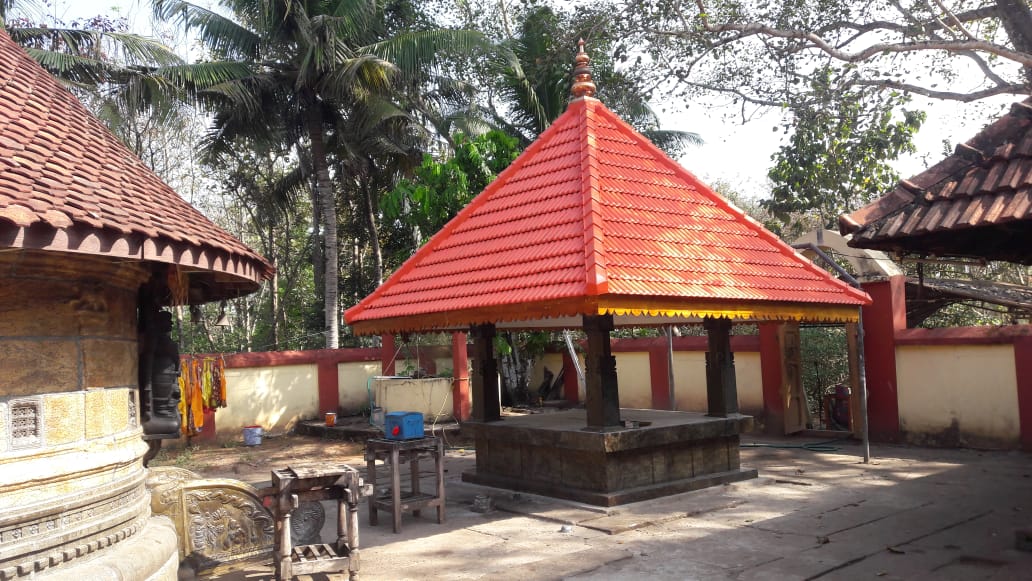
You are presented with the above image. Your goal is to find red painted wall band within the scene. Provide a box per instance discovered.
[1014,336,1032,452]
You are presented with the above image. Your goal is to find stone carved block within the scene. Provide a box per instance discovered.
[147,467,274,572]
[185,489,274,566]
[44,392,84,445]
[9,398,41,449]
[96,388,130,437]
[0,478,149,578]
[0,340,79,397]
[70,280,109,332]
[83,339,136,390]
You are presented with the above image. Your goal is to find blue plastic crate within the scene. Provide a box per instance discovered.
[384,411,424,440]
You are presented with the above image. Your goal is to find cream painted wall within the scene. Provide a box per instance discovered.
[221,364,318,434]
[736,352,764,414]
[528,349,763,411]
[670,351,762,413]
[616,352,653,408]
[372,377,454,421]
[672,352,708,412]
[338,362,382,414]
[896,345,1020,444]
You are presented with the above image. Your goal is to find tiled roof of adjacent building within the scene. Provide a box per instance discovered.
[0,29,273,298]
[840,99,1032,265]
[346,85,870,334]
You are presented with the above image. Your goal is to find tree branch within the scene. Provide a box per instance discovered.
[853,78,1026,102]
[678,20,1032,68]
[928,0,979,41]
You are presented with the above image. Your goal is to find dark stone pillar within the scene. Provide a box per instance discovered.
[470,324,500,422]
[138,273,181,441]
[704,316,739,417]
[583,314,621,429]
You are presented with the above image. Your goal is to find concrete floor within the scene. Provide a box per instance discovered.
[206,436,1032,580]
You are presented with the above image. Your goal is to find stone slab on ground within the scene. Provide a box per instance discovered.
[175,435,1032,581]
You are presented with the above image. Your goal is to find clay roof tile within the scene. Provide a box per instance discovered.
[347,83,868,334]
[0,29,272,291]
[841,97,1032,264]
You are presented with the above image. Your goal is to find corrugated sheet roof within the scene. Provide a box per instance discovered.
[347,95,869,334]
[0,30,273,294]
[841,99,1032,264]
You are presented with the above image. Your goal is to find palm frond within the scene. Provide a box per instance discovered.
[322,53,394,99]
[18,46,114,84]
[159,61,255,91]
[365,29,491,78]
[326,0,378,41]
[152,0,259,60]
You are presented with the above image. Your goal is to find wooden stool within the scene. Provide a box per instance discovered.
[364,436,445,533]
[270,465,370,581]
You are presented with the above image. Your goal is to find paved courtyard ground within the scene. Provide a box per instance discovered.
[155,432,1032,580]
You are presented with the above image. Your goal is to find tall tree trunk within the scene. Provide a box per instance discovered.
[268,225,279,350]
[362,159,384,286]
[302,144,325,312]
[308,113,339,349]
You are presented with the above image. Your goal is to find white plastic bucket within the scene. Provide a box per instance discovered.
[242,425,263,446]
[370,407,385,428]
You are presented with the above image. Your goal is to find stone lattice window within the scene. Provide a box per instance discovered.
[10,399,42,448]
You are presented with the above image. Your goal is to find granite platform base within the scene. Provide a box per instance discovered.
[461,409,756,507]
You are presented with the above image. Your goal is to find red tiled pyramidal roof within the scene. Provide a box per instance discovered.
[0,30,272,299]
[840,99,1032,265]
[347,96,870,334]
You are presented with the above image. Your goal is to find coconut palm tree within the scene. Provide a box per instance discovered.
[487,5,702,153]
[152,0,490,348]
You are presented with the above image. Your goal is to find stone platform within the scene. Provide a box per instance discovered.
[462,409,756,506]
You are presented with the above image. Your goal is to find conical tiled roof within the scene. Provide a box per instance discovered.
[0,30,272,300]
[347,74,869,335]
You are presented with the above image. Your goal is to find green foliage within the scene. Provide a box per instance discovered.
[764,70,925,236]
[496,330,553,406]
[799,326,849,428]
[383,129,521,253]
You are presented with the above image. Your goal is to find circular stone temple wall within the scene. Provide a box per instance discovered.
[0,251,178,580]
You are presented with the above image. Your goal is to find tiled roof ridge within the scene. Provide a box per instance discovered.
[587,102,870,305]
[0,29,272,285]
[347,99,590,320]
[579,98,609,296]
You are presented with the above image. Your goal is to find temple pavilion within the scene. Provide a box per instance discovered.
[346,42,870,506]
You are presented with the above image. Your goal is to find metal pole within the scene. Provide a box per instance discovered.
[563,330,585,398]
[857,309,871,463]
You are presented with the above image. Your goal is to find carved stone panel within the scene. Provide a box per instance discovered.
[9,399,41,449]
[184,488,274,569]
[146,468,275,571]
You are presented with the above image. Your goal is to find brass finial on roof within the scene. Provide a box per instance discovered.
[570,39,596,99]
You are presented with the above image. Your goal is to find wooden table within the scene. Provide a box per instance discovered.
[364,436,445,533]
[270,465,370,581]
